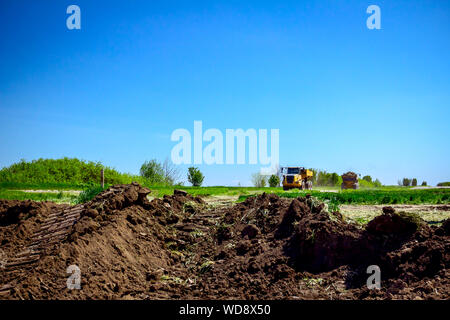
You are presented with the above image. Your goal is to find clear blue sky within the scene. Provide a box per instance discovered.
[0,0,449,186]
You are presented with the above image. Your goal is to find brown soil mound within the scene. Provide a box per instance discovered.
[187,194,449,299]
[0,200,66,261]
[0,189,448,300]
[342,171,358,180]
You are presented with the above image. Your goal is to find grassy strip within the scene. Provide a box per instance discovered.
[0,181,87,190]
[238,189,450,205]
[0,189,78,203]
[1,185,449,205]
[146,186,284,197]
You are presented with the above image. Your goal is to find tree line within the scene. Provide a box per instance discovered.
[398,178,427,187]
[252,169,383,188]
[2,158,439,188]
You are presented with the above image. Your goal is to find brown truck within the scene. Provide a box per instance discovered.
[341,171,359,189]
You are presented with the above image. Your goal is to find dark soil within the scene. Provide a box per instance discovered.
[0,200,67,261]
[0,186,448,300]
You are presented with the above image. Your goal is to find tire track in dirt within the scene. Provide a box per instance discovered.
[0,204,84,296]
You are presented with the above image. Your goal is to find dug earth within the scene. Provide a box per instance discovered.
[0,183,448,299]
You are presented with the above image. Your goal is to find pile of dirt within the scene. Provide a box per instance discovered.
[0,200,62,227]
[366,206,428,236]
[0,200,66,260]
[0,184,207,299]
[342,172,358,180]
[0,188,448,300]
[186,193,449,299]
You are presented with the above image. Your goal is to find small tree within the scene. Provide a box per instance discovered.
[330,173,340,186]
[252,172,267,188]
[362,175,372,183]
[374,179,382,187]
[187,167,204,187]
[140,160,165,184]
[402,178,412,187]
[162,158,181,185]
[268,174,280,187]
[421,181,427,186]
[411,178,417,187]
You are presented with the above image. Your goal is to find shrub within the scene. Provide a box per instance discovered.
[402,178,412,187]
[162,159,181,185]
[421,181,427,186]
[358,179,373,188]
[437,182,450,187]
[268,174,280,187]
[374,179,382,187]
[251,172,267,188]
[362,175,372,183]
[412,178,417,187]
[187,167,204,187]
[0,158,140,186]
[140,160,165,184]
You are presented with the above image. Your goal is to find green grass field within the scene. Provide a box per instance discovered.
[1,183,448,206]
[0,181,86,190]
[0,189,79,203]
[134,185,450,205]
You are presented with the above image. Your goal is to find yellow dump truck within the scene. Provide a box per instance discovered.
[281,167,313,190]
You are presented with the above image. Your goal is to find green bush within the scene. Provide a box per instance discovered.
[140,160,165,184]
[374,179,382,188]
[268,175,280,187]
[0,158,142,186]
[187,167,204,187]
[402,178,412,187]
[437,182,450,187]
[139,159,181,186]
[358,179,374,189]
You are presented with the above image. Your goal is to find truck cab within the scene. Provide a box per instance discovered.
[281,167,313,190]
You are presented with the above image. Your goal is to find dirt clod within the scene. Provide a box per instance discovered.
[241,224,260,239]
